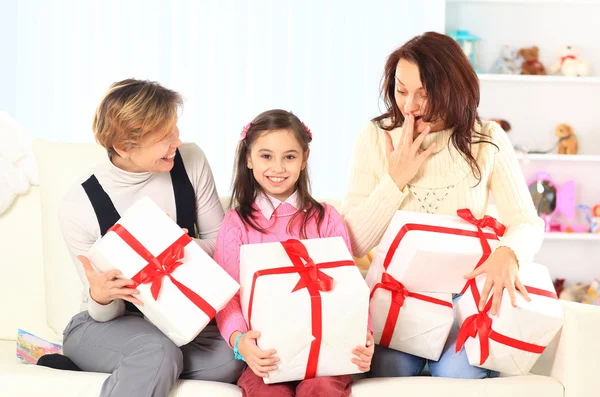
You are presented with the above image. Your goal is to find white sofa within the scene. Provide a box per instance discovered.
[1,140,599,397]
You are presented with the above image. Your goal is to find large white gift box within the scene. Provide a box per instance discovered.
[365,209,505,294]
[240,238,369,384]
[455,262,564,375]
[88,196,240,347]
[369,271,453,360]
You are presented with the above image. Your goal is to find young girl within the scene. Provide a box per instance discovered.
[214,109,374,396]
[342,32,545,378]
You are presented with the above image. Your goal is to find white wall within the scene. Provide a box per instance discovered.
[0,0,17,118]
[9,0,445,199]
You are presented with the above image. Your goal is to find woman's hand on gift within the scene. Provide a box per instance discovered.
[234,330,279,378]
[463,246,531,315]
[351,332,374,372]
[78,255,143,306]
[384,113,436,191]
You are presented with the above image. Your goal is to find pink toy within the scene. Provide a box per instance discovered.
[528,171,576,232]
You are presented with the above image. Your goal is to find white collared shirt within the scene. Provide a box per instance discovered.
[255,190,301,220]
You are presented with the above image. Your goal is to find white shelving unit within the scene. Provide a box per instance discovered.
[478,74,600,85]
[544,233,600,241]
[446,0,600,284]
[520,154,600,162]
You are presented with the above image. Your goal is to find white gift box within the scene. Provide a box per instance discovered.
[456,262,564,375]
[240,237,369,384]
[365,210,504,294]
[88,196,240,347]
[369,272,453,360]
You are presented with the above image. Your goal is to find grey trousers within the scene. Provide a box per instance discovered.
[63,311,246,397]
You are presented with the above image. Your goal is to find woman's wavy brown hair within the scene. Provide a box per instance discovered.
[373,31,495,182]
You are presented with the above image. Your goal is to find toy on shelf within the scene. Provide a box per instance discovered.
[448,30,481,73]
[549,45,591,77]
[489,119,511,132]
[553,278,565,296]
[560,282,590,303]
[490,45,523,75]
[555,123,578,155]
[518,46,547,75]
[528,171,576,232]
[592,205,600,234]
[583,279,600,305]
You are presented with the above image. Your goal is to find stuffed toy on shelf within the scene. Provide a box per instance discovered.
[555,123,578,155]
[518,46,547,75]
[549,45,591,77]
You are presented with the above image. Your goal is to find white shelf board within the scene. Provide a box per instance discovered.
[518,154,600,162]
[448,0,600,5]
[544,232,600,241]
[478,74,600,84]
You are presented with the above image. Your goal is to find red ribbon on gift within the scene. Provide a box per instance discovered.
[382,209,505,294]
[247,239,355,379]
[455,281,558,365]
[108,224,217,319]
[371,272,453,347]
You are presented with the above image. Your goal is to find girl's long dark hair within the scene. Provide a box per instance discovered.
[230,109,325,238]
[373,31,496,182]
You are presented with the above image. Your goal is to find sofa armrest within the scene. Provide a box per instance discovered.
[531,300,600,396]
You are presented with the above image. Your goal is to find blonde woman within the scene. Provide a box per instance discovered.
[56,79,244,396]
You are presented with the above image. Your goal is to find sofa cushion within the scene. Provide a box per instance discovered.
[350,375,563,397]
[0,188,57,341]
[33,140,106,336]
[0,341,243,396]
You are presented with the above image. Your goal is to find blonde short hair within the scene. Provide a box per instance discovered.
[93,79,183,156]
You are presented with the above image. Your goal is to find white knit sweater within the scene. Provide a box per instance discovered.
[341,120,544,262]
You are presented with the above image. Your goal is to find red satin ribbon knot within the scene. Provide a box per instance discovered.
[108,223,217,319]
[246,239,355,380]
[371,272,453,348]
[456,282,557,365]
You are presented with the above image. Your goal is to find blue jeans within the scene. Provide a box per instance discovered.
[370,295,499,379]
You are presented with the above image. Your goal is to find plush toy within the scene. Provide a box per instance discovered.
[490,45,523,74]
[591,204,600,234]
[490,119,511,132]
[555,123,578,155]
[559,282,590,302]
[553,278,565,297]
[549,45,590,77]
[583,279,600,305]
[518,46,547,75]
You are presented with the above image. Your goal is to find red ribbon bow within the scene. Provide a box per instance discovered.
[282,239,334,293]
[382,209,504,295]
[456,282,557,365]
[371,272,452,348]
[456,209,506,294]
[246,239,355,380]
[108,224,217,319]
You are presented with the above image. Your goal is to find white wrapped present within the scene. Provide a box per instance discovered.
[88,196,240,347]
[365,209,505,294]
[240,238,369,384]
[369,272,453,360]
[455,262,564,375]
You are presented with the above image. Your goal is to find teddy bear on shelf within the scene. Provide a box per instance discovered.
[490,45,523,74]
[560,282,590,303]
[555,123,578,155]
[518,46,547,75]
[549,45,591,77]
